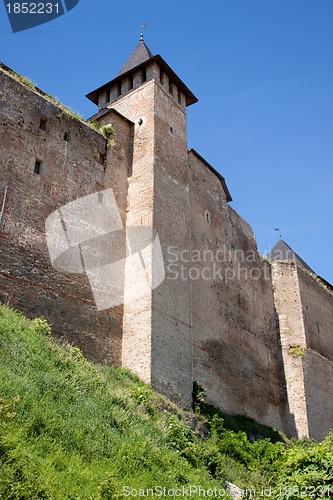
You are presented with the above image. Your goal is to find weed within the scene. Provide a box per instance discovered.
[100,124,114,139]
[288,345,306,358]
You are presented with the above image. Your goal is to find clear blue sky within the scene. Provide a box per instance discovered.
[1,0,332,282]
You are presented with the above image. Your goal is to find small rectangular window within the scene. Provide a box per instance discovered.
[117,81,121,97]
[129,75,133,90]
[99,153,106,166]
[39,117,47,131]
[34,160,42,175]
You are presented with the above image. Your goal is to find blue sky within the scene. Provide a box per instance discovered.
[1,0,332,282]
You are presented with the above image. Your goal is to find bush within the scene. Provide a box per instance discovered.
[273,434,333,498]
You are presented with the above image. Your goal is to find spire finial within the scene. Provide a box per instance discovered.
[275,227,282,239]
[140,22,147,42]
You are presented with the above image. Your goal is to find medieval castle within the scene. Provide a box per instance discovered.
[0,39,332,440]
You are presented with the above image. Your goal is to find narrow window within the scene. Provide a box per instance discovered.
[117,81,121,97]
[39,117,47,131]
[34,160,42,175]
[129,74,133,90]
[169,126,174,135]
[160,71,164,85]
[142,66,147,82]
[99,153,106,166]
[64,132,69,142]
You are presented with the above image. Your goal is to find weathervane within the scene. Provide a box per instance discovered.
[274,227,282,239]
[140,22,148,41]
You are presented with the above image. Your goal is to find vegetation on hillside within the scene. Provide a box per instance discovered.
[0,304,332,499]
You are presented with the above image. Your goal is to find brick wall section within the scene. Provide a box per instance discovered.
[151,81,192,407]
[272,262,333,440]
[297,267,333,441]
[95,109,134,226]
[108,80,156,384]
[0,67,130,364]
[109,79,193,405]
[271,261,309,437]
[188,151,286,430]
[272,262,333,439]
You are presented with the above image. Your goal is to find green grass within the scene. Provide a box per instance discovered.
[0,304,332,499]
[0,306,226,499]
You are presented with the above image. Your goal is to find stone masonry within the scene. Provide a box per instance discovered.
[0,41,332,440]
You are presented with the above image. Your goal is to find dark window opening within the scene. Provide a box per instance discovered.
[169,80,173,94]
[129,75,133,90]
[178,92,182,105]
[99,153,106,166]
[117,81,122,97]
[64,132,70,142]
[142,67,147,82]
[169,126,174,135]
[39,117,47,131]
[34,160,42,175]
[160,72,164,85]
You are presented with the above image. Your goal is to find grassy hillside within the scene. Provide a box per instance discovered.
[0,304,332,499]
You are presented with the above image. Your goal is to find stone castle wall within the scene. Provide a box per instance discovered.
[100,74,287,424]
[0,66,130,364]
[1,63,332,439]
[271,262,333,439]
[103,75,194,406]
[297,266,333,441]
[187,151,286,430]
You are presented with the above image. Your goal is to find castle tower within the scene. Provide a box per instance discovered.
[87,38,198,406]
[270,240,333,440]
[1,44,332,438]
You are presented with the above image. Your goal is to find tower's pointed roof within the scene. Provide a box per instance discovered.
[268,239,313,273]
[268,239,333,290]
[86,38,198,107]
[117,38,153,76]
